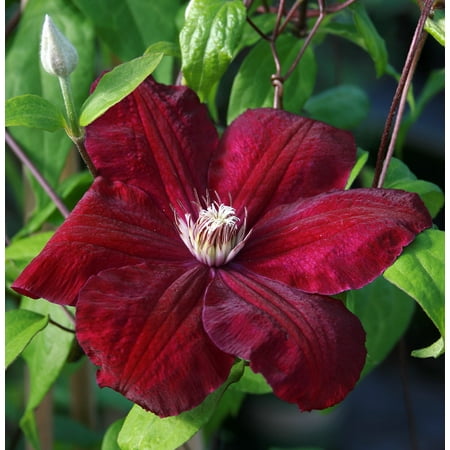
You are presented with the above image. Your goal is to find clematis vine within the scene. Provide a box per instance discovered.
[12,77,432,418]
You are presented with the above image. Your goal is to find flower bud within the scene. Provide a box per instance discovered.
[40,14,78,77]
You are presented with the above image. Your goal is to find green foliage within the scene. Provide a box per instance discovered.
[228,34,316,123]
[118,361,245,450]
[384,229,445,356]
[180,0,247,101]
[231,365,272,394]
[79,52,164,126]
[346,276,416,377]
[6,231,54,285]
[425,9,445,46]
[20,298,75,450]
[345,148,369,190]
[72,0,181,61]
[6,94,65,131]
[5,309,49,368]
[349,2,388,77]
[397,68,445,152]
[101,419,124,450]
[304,85,370,129]
[381,157,444,218]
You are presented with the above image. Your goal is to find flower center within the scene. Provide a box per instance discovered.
[175,201,249,267]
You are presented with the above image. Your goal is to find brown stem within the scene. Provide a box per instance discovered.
[272,0,286,40]
[279,0,305,35]
[376,31,428,187]
[283,0,325,81]
[246,16,271,41]
[255,0,358,20]
[6,131,70,219]
[372,0,434,187]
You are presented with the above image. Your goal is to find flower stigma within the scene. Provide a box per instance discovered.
[175,201,250,267]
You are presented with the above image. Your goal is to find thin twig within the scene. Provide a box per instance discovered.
[376,31,428,187]
[372,0,434,187]
[279,0,305,35]
[283,0,325,81]
[246,16,271,41]
[255,0,358,20]
[5,130,70,219]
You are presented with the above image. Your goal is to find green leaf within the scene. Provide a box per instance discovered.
[118,361,245,450]
[304,85,370,129]
[202,387,245,441]
[346,276,415,376]
[5,309,49,368]
[6,94,65,131]
[144,41,180,58]
[72,0,181,61]
[425,9,445,46]
[79,52,164,126]
[20,298,75,448]
[384,229,444,341]
[396,68,445,151]
[180,0,246,101]
[228,34,316,123]
[411,336,444,359]
[6,232,54,286]
[349,2,388,77]
[345,148,369,190]
[101,419,124,450]
[238,13,276,51]
[231,365,272,394]
[381,157,444,218]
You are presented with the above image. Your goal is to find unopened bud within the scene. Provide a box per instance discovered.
[40,15,78,77]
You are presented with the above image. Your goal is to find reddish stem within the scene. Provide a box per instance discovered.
[372,0,435,187]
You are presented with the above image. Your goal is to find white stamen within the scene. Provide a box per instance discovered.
[175,201,250,266]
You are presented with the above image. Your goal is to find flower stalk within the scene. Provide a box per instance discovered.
[40,14,96,177]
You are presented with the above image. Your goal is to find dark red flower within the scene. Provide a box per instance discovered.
[12,77,432,417]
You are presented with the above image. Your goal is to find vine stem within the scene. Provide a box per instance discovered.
[283,0,325,80]
[58,76,97,177]
[5,130,70,219]
[372,0,434,187]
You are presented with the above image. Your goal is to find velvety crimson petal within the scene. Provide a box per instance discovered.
[76,263,235,417]
[86,77,219,217]
[12,177,192,305]
[208,109,356,225]
[203,269,366,411]
[237,188,432,294]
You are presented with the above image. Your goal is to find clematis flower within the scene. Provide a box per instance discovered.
[12,76,432,418]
